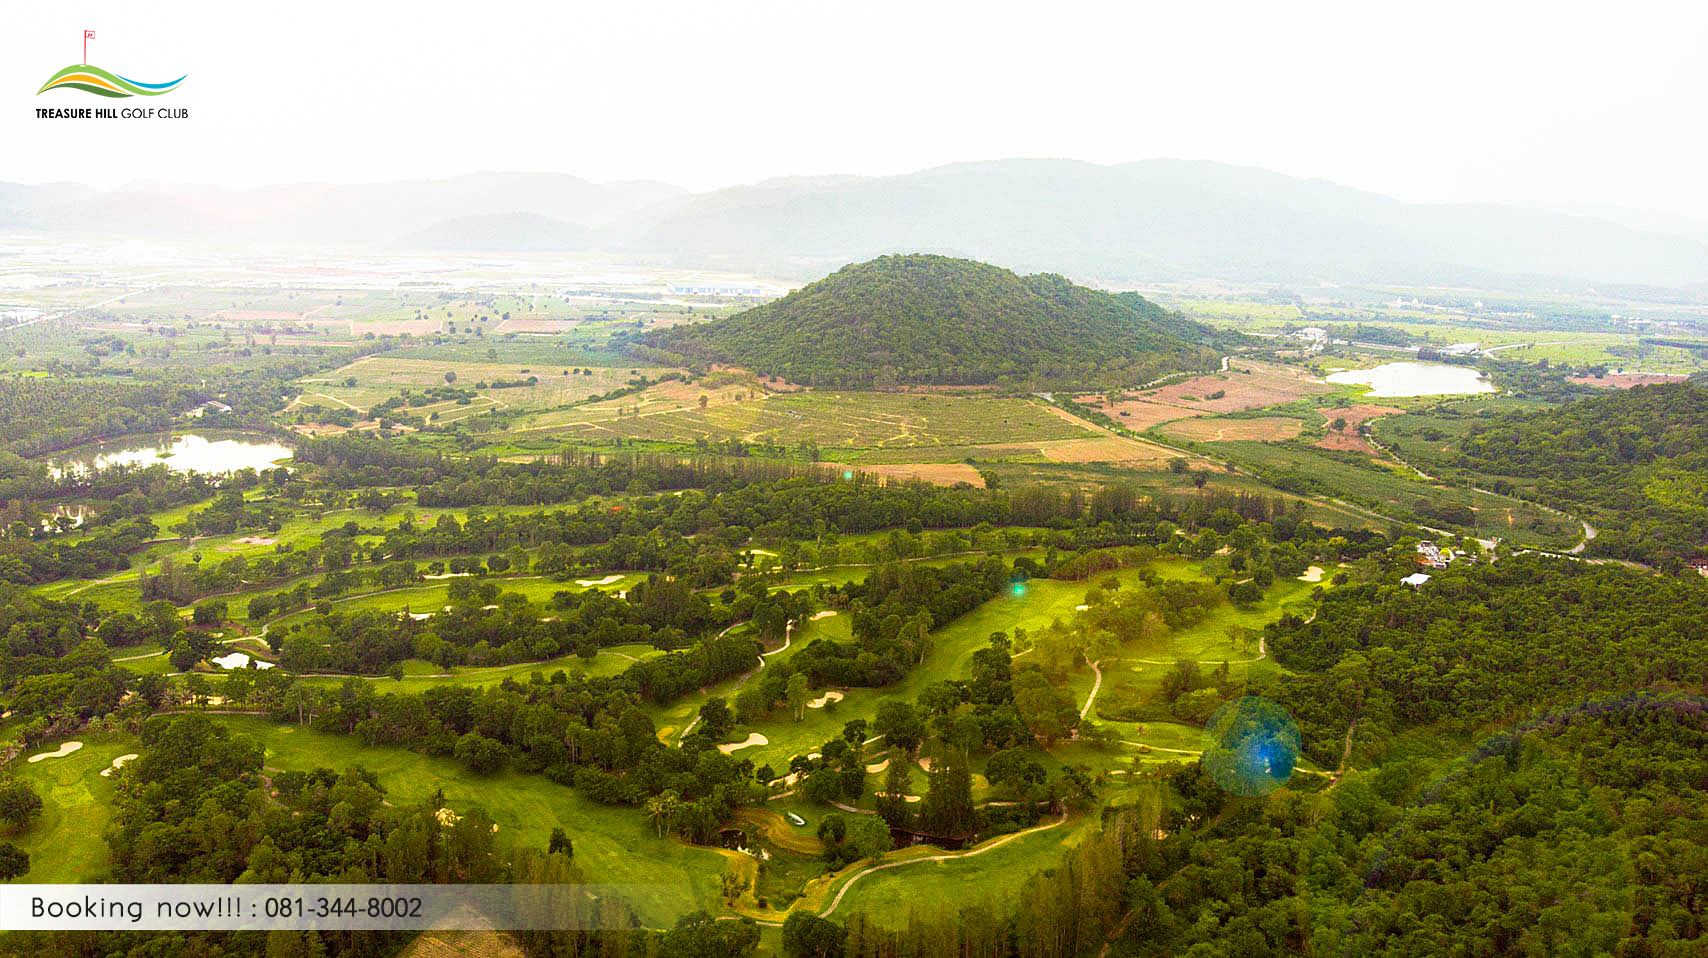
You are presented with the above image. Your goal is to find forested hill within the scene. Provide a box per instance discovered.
[1440,381,1708,564]
[636,254,1225,388]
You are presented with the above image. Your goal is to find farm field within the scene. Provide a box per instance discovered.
[1081,359,1338,431]
[1208,440,1577,547]
[1315,403,1405,454]
[293,356,679,415]
[1158,416,1306,442]
[509,390,1097,452]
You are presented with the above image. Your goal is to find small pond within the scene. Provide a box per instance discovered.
[49,433,293,477]
[1325,362,1495,397]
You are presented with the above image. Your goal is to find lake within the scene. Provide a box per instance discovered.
[1326,362,1495,397]
[49,433,294,477]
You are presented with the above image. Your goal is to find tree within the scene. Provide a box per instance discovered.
[1012,667,1077,745]
[453,732,506,775]
[786,674,811,722]
[0,781,42,830]
[645,791,680,839]
[875,758,913,828]
[191,600,227,627]
[874,701,924,753]
[444,371,457,384]
[657,911,758,958]
[918,757,975,838]
[985,748,1046,796]
[699,697,735,739]
[845,816,893,861]
[782,910,846,958]
[0,843,27,881]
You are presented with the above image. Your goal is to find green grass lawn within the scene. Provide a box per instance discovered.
[726,570,1138,774]
[260,573,643,635]
[825,812,1094,927]
[216,717,729,928]
[9,737,134,882]
[296,643,663,691]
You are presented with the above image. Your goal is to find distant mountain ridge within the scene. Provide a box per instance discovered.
[0,172,683,245]
[625,159,1708,287]
[637,253,1226,388]
[5,159,1708,287]
[390,212,591,252]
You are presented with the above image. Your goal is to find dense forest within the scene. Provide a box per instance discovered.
[636,255,1227,388]
[1266,553,1708,764]
[0,379,197,458]
[1403,381,1708,564]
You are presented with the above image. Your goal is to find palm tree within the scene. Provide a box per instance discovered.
[644,790,680,839]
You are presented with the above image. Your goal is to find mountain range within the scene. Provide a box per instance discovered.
[6,159,1708,288]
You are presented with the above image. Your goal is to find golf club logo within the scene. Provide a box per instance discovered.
[36,31,185,97]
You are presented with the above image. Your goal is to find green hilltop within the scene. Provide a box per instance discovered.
[639,254,1225,388]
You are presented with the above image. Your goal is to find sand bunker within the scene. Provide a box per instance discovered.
[1298,566,1325,582]
[28,741,83,763]
[575,574,625,587]
[212,651,275,670]
[718,733,769,754]
[865,758,890,774]
[807,690,845,709]
[233,536,277,546]
[809,610,838,621]
[99,753,139,777]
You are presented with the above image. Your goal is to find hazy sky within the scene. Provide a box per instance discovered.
[7,1,1706,218]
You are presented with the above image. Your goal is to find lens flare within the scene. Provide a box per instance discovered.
[1200,696,1300,796]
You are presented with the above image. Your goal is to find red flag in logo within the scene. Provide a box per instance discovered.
[83,30,94,64]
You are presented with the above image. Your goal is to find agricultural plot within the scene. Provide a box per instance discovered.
[1158,416,1306,442]
[513,391,1095,450]
[294,356,675,415]
[1569,371,1691,388]
[1082,359,1336,432]
[1211,440,1577,547]
[1315,404,1403,454]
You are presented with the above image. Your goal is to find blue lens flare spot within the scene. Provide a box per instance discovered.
[1200,696,1300,797]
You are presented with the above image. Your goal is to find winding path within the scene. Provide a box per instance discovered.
[1080,660,1103,720]
[816,810,1070,919]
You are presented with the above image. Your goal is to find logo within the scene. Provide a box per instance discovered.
[36,31,185,98]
